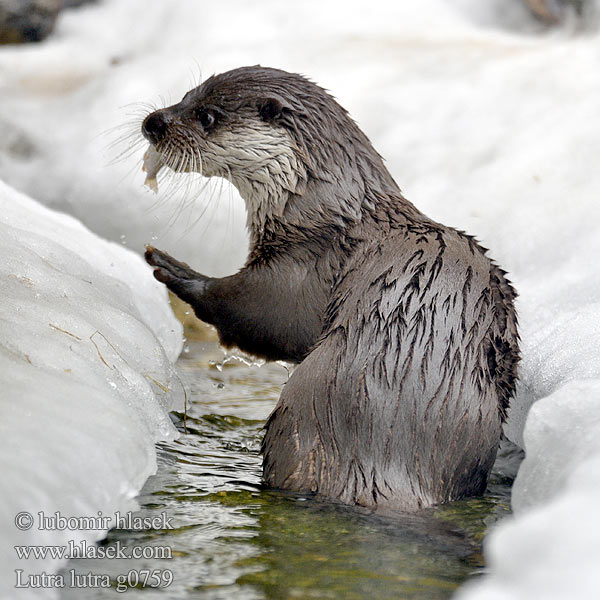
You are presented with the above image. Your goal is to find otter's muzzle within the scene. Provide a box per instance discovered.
[142,111,169,145]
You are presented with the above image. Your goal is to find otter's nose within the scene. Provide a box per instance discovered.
[142,112,168,145]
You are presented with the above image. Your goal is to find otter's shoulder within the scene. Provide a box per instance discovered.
[324,223,494,335]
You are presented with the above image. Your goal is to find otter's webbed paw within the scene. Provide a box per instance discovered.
[144,246,208,302]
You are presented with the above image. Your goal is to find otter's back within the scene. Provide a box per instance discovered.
[263,227,513,509]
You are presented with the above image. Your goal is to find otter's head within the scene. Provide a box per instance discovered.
[141,66,392,233]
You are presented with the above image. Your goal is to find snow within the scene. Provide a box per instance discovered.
[0,0,600,598]
[0,180,183,599]
[456,387,600,600]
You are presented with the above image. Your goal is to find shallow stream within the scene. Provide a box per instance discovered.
[62,341,522,599]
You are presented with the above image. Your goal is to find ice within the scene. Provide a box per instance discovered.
[1,0,600,597]
[457,383,600,600]
[0,180,183,598]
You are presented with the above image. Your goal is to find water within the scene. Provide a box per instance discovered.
[61,341,522,599]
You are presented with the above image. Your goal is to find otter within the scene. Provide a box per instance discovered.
[141,66,519,511]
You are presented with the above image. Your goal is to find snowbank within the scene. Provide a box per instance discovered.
[457,381,600,600]
[1,0,600,598]
[0,180,183,599]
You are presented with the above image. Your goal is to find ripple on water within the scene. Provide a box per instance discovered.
[61,341,522,599]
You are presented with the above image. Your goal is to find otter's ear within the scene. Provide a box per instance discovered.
[257,96,291,122]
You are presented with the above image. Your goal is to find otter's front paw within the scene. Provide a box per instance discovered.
[144,246,197,282]
[144,246,209,305]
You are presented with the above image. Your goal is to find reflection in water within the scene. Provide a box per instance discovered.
[232,496,478,599]
[61,341,522,599]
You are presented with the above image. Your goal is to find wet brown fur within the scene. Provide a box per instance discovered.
[142,66,520,510]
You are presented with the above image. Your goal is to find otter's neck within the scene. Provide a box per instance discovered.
[229,112,427,254]
[237,167,423,256]
[229,130,308,241]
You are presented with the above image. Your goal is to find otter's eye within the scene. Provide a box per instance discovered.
[196,109,215,130]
